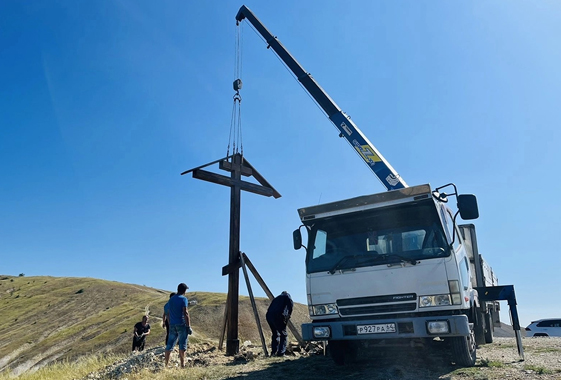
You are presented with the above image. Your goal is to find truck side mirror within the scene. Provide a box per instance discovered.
[293,229,302,250]
[457,194,479,220]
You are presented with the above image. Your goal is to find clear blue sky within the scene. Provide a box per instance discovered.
[1,1,560,328]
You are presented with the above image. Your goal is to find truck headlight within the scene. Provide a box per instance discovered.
[419,294,451,308]
[311,303,339,316]
[427,320,450,334]
[313,326,331,338]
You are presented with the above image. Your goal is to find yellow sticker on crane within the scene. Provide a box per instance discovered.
[354,143,381,165]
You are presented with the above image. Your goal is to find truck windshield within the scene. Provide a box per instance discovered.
[305,201,449,274]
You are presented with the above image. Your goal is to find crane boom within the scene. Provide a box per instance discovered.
[236,5,407,190]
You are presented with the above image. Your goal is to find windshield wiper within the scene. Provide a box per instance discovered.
[356,254,418,267]
[328,254,417,274]
[328,255,361,274]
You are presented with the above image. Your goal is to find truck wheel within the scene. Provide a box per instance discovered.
[484,313,494,344]
[451,329,477,366]
[328,340,347,366]
[474,311,486,345]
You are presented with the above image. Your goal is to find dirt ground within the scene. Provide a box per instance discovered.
[475,337,561,379]
[83,337,561,380]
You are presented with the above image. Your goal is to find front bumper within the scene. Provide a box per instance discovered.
[302,314,470,341]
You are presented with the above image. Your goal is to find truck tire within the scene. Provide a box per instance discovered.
[451,328,477,366]
[328,340,357,365]
[474,310,486,345]
[328,340,346,365]
[484,313,494,344]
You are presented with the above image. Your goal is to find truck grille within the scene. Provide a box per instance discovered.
[339,302,416,316]
[337,293,416,306]
[337,293,417,316]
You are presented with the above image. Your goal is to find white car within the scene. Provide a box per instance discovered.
[525,319,561,337]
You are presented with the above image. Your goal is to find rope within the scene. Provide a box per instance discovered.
[228,23,244,157]
[226,96,235,157]
[237,97,243,156]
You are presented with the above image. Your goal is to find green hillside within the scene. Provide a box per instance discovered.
[0,275,309,375]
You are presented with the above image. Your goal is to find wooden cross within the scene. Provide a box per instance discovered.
[181,153,280,355]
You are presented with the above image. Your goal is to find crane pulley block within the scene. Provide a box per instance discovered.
[233,79,243,92]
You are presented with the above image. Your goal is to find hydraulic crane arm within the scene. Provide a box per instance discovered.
[236,5,407,190]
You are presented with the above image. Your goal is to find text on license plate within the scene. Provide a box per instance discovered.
[357,323,396,334]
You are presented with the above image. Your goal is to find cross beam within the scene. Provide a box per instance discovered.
[192,169,275,197]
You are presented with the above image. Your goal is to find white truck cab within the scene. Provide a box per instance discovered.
[293,184,482,366]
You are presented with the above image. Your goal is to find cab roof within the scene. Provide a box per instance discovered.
[298,184,433,221]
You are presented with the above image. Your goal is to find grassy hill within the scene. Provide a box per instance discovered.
[0,275,309,375]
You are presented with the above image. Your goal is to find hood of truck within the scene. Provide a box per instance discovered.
[308,257,452,317]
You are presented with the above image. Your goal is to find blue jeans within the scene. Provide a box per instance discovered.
[166,324,188,351]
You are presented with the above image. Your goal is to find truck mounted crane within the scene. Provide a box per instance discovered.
[235,5,524,367]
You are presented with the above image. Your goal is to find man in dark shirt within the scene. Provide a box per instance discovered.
[132,316,151,352]
[266,291,293,357]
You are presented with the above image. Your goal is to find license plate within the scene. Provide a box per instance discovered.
[357,323,396,334]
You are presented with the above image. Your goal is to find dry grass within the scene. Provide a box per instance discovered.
[0,275,169,373]
[0,275,309,376]
[0,354,121,380]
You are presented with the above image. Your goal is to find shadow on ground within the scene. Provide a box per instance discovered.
[228,344,464,380]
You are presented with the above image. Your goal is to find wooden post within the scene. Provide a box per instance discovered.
[219,292,229,350]
[226,154,242,355]
[240,253,269,357]
[242,253,305,346]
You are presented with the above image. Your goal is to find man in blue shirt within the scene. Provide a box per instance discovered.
[164,283,192,368]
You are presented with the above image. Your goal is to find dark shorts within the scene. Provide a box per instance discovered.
[132,335,146,351]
